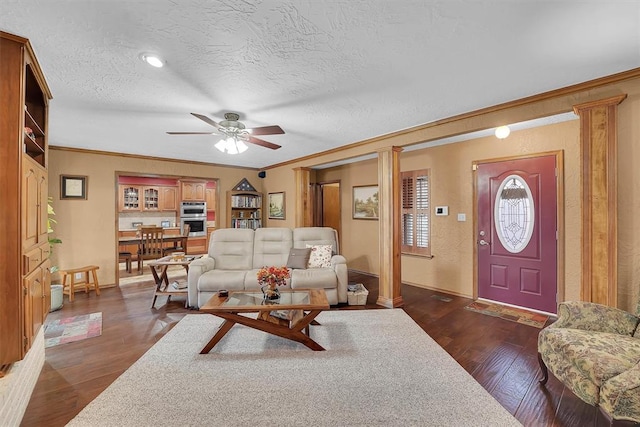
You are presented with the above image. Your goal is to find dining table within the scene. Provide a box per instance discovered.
[118,235,185,247]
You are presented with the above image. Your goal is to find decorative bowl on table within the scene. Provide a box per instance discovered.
[172,252,185,261]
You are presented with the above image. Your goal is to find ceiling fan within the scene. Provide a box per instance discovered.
[167,112,284,152]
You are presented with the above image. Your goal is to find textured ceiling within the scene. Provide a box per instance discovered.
[1,1,639,169]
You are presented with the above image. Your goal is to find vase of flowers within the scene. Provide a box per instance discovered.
[257,266,290,301]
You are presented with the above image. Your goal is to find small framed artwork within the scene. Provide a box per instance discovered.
[353,185,379,220]
[60,175,88,200]
[268,192,286,220]
[160,220,171,227]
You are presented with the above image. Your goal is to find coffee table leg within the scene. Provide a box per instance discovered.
[200,319,235,354]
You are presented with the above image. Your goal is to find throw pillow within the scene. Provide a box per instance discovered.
[286,248,311,269]
[306,244,333,268]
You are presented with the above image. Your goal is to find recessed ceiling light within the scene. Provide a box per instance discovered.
[139,53,164,68]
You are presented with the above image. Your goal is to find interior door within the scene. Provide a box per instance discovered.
[476,154,558,313]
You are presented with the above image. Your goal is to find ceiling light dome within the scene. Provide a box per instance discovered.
[495,125,511,139]
[139,53,164,68]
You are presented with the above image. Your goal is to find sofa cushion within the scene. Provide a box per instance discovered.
[293,227,339,254]
[198,270,248,292]
[540,328,640,390]
[286,248,311,269]
[253,227,292,268]
[291,268,337,289]
[209,228,255,270]
[307,244,332,268]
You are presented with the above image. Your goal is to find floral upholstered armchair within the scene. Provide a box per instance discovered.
[538,300,640,425]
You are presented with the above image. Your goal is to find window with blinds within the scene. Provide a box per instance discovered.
[401,169,431,256]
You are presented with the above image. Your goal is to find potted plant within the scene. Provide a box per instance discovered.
[48,197,62,273]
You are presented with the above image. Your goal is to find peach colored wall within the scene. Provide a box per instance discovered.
[49,75,640,313]
[315,120,581,301]
[261,166,297,229]
[270,77,640,312]
[315,160,380,273]
[48,149,261,286]
[403,120,580,299]
[617,89,640,313]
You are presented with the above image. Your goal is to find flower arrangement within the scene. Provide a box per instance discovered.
[257,266,290,289]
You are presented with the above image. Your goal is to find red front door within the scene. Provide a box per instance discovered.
[476,154,558,314]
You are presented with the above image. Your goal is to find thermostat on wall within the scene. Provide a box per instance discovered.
[435,206,449,216]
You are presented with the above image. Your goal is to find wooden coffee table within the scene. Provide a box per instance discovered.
[199,289,330,353]
[148,255,200,308]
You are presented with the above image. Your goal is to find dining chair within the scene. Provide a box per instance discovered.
[137,226,164,273]
[119,251,132,273]
[163,224,190,257]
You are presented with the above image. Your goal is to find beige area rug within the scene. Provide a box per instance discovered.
[68,310,520,426]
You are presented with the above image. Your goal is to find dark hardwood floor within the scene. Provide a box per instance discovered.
[21,271,599,426]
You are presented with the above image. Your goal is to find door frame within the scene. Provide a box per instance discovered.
[472,150,565,310]
[312,180,342,244]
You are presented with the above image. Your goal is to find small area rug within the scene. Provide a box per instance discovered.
[68,310,519,426]
[44,312,102,348]
[465,300,549,328]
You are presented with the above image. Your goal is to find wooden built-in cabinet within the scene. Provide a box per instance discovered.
[118,184,178,212]
[205,187,216,211]
[0,31,53,366]
[181,181,206,201]
[161,186,178,211]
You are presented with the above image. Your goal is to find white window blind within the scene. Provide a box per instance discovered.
[401,169,430,256]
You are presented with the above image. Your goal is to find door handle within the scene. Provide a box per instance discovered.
[479,239,490,246]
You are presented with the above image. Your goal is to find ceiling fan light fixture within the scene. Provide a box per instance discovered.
[139,53,164,68]
[236,139,249,153]
[215,136,248,155]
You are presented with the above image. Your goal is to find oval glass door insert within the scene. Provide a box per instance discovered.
[494,175,534,253]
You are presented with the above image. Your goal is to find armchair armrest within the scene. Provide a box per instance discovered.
[187,257,215,308]
[549,301,639,336]
[331,255,348,304]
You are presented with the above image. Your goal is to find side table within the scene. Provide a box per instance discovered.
[148,255,200,308]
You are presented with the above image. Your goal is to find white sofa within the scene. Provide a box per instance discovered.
[187,227,348,308]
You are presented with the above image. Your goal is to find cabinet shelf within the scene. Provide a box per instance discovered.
[23,131,45,156]
[24,108,45,138]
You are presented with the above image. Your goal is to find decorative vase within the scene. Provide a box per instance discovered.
[261,283,280,301]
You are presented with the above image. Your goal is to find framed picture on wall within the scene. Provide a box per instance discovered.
[60,175,88,200]
[268,192,285,219]
[353,185,378,219]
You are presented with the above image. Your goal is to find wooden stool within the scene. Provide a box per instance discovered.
[59,265,101,302]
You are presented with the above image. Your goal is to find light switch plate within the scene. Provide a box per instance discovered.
[457,213,466,222]
[435,206,449,216]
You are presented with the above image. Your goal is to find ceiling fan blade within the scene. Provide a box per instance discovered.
[166,132,216,135]
[247,125,285,135]
[246,135,281,150]
[191,113,223,130]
